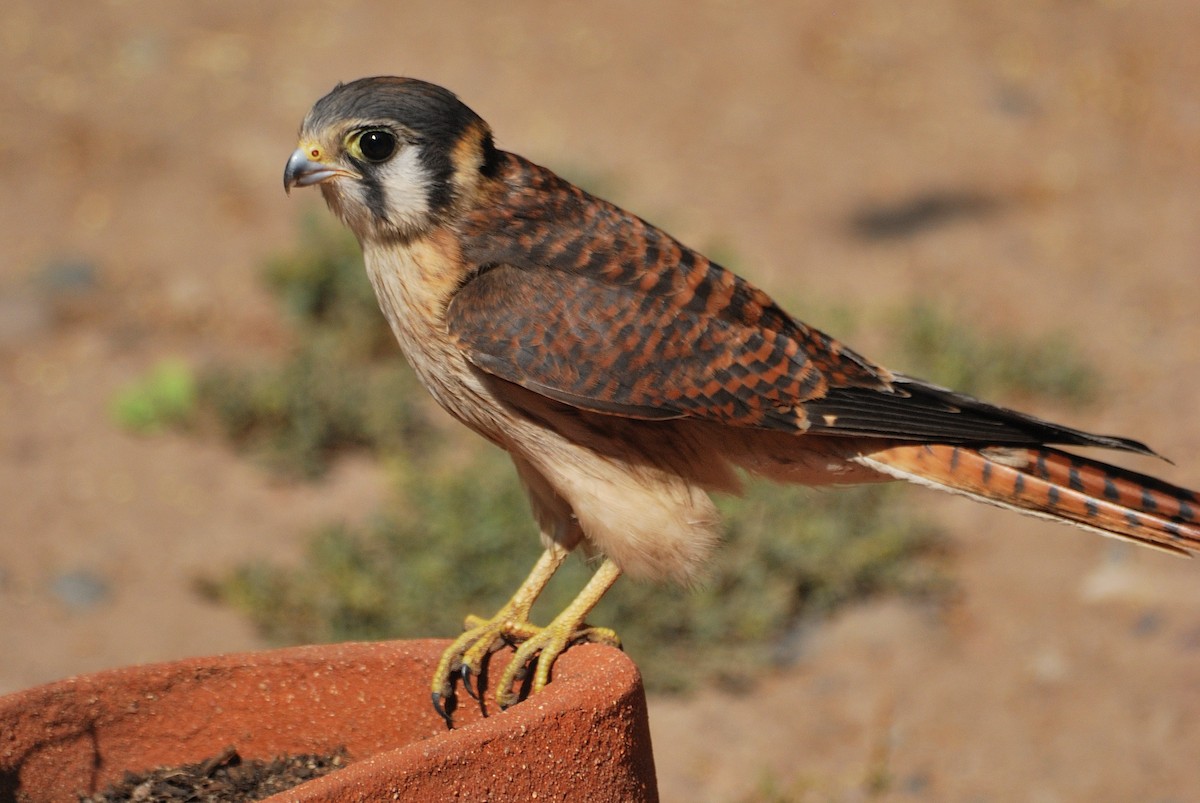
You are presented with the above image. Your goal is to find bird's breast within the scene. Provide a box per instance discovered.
[361,235,507,438]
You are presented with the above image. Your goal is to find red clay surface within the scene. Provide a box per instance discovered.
[0,641,657,802]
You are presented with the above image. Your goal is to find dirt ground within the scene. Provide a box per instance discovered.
[2,3,1199,801]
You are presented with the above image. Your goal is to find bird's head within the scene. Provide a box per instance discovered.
[284,77,498,243]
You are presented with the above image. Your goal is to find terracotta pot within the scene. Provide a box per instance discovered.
[0,640,658,802]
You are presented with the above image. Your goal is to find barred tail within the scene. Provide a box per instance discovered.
[856,443,1200,555]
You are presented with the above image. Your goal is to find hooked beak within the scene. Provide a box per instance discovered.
[283,148,361,194]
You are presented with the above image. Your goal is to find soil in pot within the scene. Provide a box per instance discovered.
[76,745,348,803]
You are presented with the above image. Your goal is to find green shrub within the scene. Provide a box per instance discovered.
[192,220,427,478]
[263,216,396,359]
[111,359,198,433]
[198,331,426,479]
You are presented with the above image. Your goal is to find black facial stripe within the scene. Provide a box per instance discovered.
[418,146,455,213]
[479,132,500,178]
[359,167,390,223]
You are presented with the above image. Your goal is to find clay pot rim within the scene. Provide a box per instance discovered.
[0,639,659,802]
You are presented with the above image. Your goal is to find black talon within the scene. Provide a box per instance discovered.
[460,664,479,700]
[432,691,454,728]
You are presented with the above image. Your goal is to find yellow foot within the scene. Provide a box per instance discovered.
[430,555,622,726]
[492,614,620,710]
[431,547,565,724]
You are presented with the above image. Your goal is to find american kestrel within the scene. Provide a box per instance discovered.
[283,77,1199,724]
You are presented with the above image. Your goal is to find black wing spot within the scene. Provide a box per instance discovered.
[1067,464,1084,492]
[1141,488,1158,512]
[1103,478,1120,501]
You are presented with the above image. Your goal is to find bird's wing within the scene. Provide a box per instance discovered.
[447,261,865,428]
[446,260,1155,456]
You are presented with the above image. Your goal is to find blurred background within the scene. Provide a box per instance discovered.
[2,2,1199,800]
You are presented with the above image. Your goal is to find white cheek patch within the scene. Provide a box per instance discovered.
[375,145,432,230]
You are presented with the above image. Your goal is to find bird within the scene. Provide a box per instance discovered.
[283,76,1200,724]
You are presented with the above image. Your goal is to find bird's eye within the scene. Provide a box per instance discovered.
[355,129,397,163]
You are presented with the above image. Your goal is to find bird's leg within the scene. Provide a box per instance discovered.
[493,557,623,710]
[432,546,567,722]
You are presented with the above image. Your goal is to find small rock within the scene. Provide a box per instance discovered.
[36,259,98,295]
[1132,610,1163,638]
[51,569,111,611]
[902,772,932,794]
